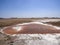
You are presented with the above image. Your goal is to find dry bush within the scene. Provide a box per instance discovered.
[46,21,60,26]
[0,18,33,27]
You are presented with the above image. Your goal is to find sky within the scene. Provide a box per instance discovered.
[0,0,60,18]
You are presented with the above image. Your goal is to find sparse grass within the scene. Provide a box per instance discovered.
[45,21,60,26]
[0,18,60,27]
[0,18,33,27]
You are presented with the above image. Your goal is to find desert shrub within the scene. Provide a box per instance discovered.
[0,18,32,27]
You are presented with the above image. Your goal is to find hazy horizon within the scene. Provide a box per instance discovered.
[0,0,60,18]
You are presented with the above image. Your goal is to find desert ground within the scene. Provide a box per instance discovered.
[0,18,60,45]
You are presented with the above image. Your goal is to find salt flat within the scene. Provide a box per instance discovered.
[0,19,60,45]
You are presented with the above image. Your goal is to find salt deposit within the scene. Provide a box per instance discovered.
[12,26,22,31]
[0,19,60,45]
